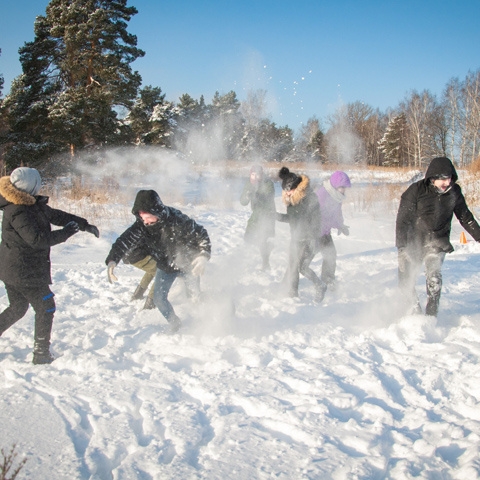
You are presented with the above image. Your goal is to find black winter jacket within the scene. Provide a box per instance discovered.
[396,157,480,254]
[105,190,211,274]
[276,175,322,245]
[122,240,150,265]
[0,176,91,287]
[240,177,276,243]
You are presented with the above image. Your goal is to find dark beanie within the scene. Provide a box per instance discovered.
[279,167,301,191]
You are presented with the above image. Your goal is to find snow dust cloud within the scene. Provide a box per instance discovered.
[43,134,415,339]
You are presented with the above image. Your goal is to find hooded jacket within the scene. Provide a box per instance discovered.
[396,157,480,254]
[240,176,276,243]
[105,190,211,274]
[277,174,322,244]
[315,177,348,237]
[0,176,90,287]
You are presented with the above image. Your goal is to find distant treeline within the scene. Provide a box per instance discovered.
[0,1,479,175]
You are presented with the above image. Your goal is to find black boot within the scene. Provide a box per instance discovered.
[425,295,440,317]
[32,342,54,365]
[131,285,146,301]
[143,296,156,310]
[426,275,441,317]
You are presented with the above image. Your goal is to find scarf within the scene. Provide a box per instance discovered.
[324,179,345,204]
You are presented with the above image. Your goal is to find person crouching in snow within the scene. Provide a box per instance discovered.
[240,164,276,270]
[276,167,326,302]
[396,156,480,316]
[0,167,100,364]
[314,170,351,288]
[105,190,211,333]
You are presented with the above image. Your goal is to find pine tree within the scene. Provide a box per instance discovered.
[172,94,207,152]
[149,100,177,147]
[1,18,62,169]
[296,117,325,162]
[238,89,268,161]
[126,86,166,145]
[3,0,144,169]
[210,90,243,160]
[255,121,294,162]
[378,113,409,166]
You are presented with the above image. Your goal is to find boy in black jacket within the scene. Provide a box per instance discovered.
[396,157,480,316]
[0,168,99,364]
[105,190,211,333]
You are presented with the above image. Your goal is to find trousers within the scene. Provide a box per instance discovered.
[153,269,200,321]
[317,234,337,284]
[0,283,56,347]
[398,247,445,316]
[282,240,323,296]
[131,255,157,299]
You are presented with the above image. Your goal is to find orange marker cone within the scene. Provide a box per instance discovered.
[460,231,468,244]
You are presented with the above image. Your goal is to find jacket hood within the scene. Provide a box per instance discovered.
[282,174,310,206]
[424,157,458,183]
[0,176,37,208]
[330,171,351,189]
[132,190,167,220]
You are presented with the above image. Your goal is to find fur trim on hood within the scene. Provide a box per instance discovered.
[0,176,37,207]
[282,174,310,206]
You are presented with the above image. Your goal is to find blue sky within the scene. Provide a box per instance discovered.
[1,0,479,132]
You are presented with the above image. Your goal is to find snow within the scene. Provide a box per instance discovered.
[1,164,480,479]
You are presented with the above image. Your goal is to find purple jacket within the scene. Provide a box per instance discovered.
[315,185,345,236]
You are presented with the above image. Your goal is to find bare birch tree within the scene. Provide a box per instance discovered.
[399,90,441,167]
[463,70,480,164]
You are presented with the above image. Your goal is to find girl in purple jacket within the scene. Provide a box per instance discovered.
[315,171,351,287]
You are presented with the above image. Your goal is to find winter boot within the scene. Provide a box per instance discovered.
[168,315,182,334]
[131,285,146,301]
[425,274,442,317]
[314,282,327,303]
[143,296,156,310]
[32,342,54,365]
[425,295,440,317]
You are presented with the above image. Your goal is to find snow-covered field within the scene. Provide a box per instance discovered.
[1,162,480,479]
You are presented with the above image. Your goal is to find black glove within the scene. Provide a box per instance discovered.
[85,224,100,238]
[63,221,79,238]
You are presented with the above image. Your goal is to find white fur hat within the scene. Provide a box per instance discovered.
[10,167,42,196]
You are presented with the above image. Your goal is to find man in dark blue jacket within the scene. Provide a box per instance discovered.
[396,157,480,316]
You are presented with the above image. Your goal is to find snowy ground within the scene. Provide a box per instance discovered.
[1,165,480,479]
